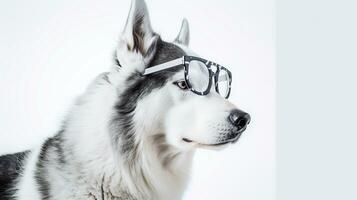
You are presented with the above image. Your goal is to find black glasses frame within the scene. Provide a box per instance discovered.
[143,55,232,99]
[184,56,232,98]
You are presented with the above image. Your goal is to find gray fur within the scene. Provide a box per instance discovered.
[0,151,29,200]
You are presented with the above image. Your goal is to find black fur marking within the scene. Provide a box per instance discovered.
[113,50,122,68]
[115,58,121,67]
[112,39,186,160]
[35,132,66,200]
[0,151,29,200]
[88,193,98,200]
[101,176,105,200]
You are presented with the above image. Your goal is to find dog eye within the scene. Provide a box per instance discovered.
[174,80,188,90]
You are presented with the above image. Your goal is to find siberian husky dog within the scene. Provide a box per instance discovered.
[0,0,251,199]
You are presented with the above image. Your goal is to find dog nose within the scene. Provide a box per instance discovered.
[229,109,251,131]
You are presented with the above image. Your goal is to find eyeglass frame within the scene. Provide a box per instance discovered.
[143,55,232,99]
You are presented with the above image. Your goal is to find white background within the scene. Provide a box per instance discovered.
[0,0,275,199]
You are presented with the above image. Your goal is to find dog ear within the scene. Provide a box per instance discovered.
[174,19,190,46]
[118,0,159,67]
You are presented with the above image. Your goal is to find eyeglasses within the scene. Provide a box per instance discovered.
[143,56,232,99]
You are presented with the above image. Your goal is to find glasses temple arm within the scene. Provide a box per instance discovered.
[143,57,184,75]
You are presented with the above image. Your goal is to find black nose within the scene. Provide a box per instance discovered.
[229,109,251,131]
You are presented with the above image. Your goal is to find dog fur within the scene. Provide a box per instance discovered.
[0,0,249,199]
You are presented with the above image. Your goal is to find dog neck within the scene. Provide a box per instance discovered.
[118,133,194,199]
[64,130,194,200]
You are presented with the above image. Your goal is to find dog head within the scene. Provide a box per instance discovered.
[114,0,250,152]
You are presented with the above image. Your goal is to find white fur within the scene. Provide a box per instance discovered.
[15,148,41,200]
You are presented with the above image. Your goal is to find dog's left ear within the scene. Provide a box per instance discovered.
[174,19,190,46]
[117,0,159,68]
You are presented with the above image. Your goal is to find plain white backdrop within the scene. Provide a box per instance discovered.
[0,0,275,199]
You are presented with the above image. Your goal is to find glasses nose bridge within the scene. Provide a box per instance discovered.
[208,62,220,76]
[206,62,219,92]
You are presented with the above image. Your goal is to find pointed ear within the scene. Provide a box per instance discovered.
[174,19,190,46]
[119,0,159,66]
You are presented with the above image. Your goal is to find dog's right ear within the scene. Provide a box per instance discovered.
[116,0,159,70]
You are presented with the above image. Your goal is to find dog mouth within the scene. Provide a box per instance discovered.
[182,132,242,147]
[182,138,231,146]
